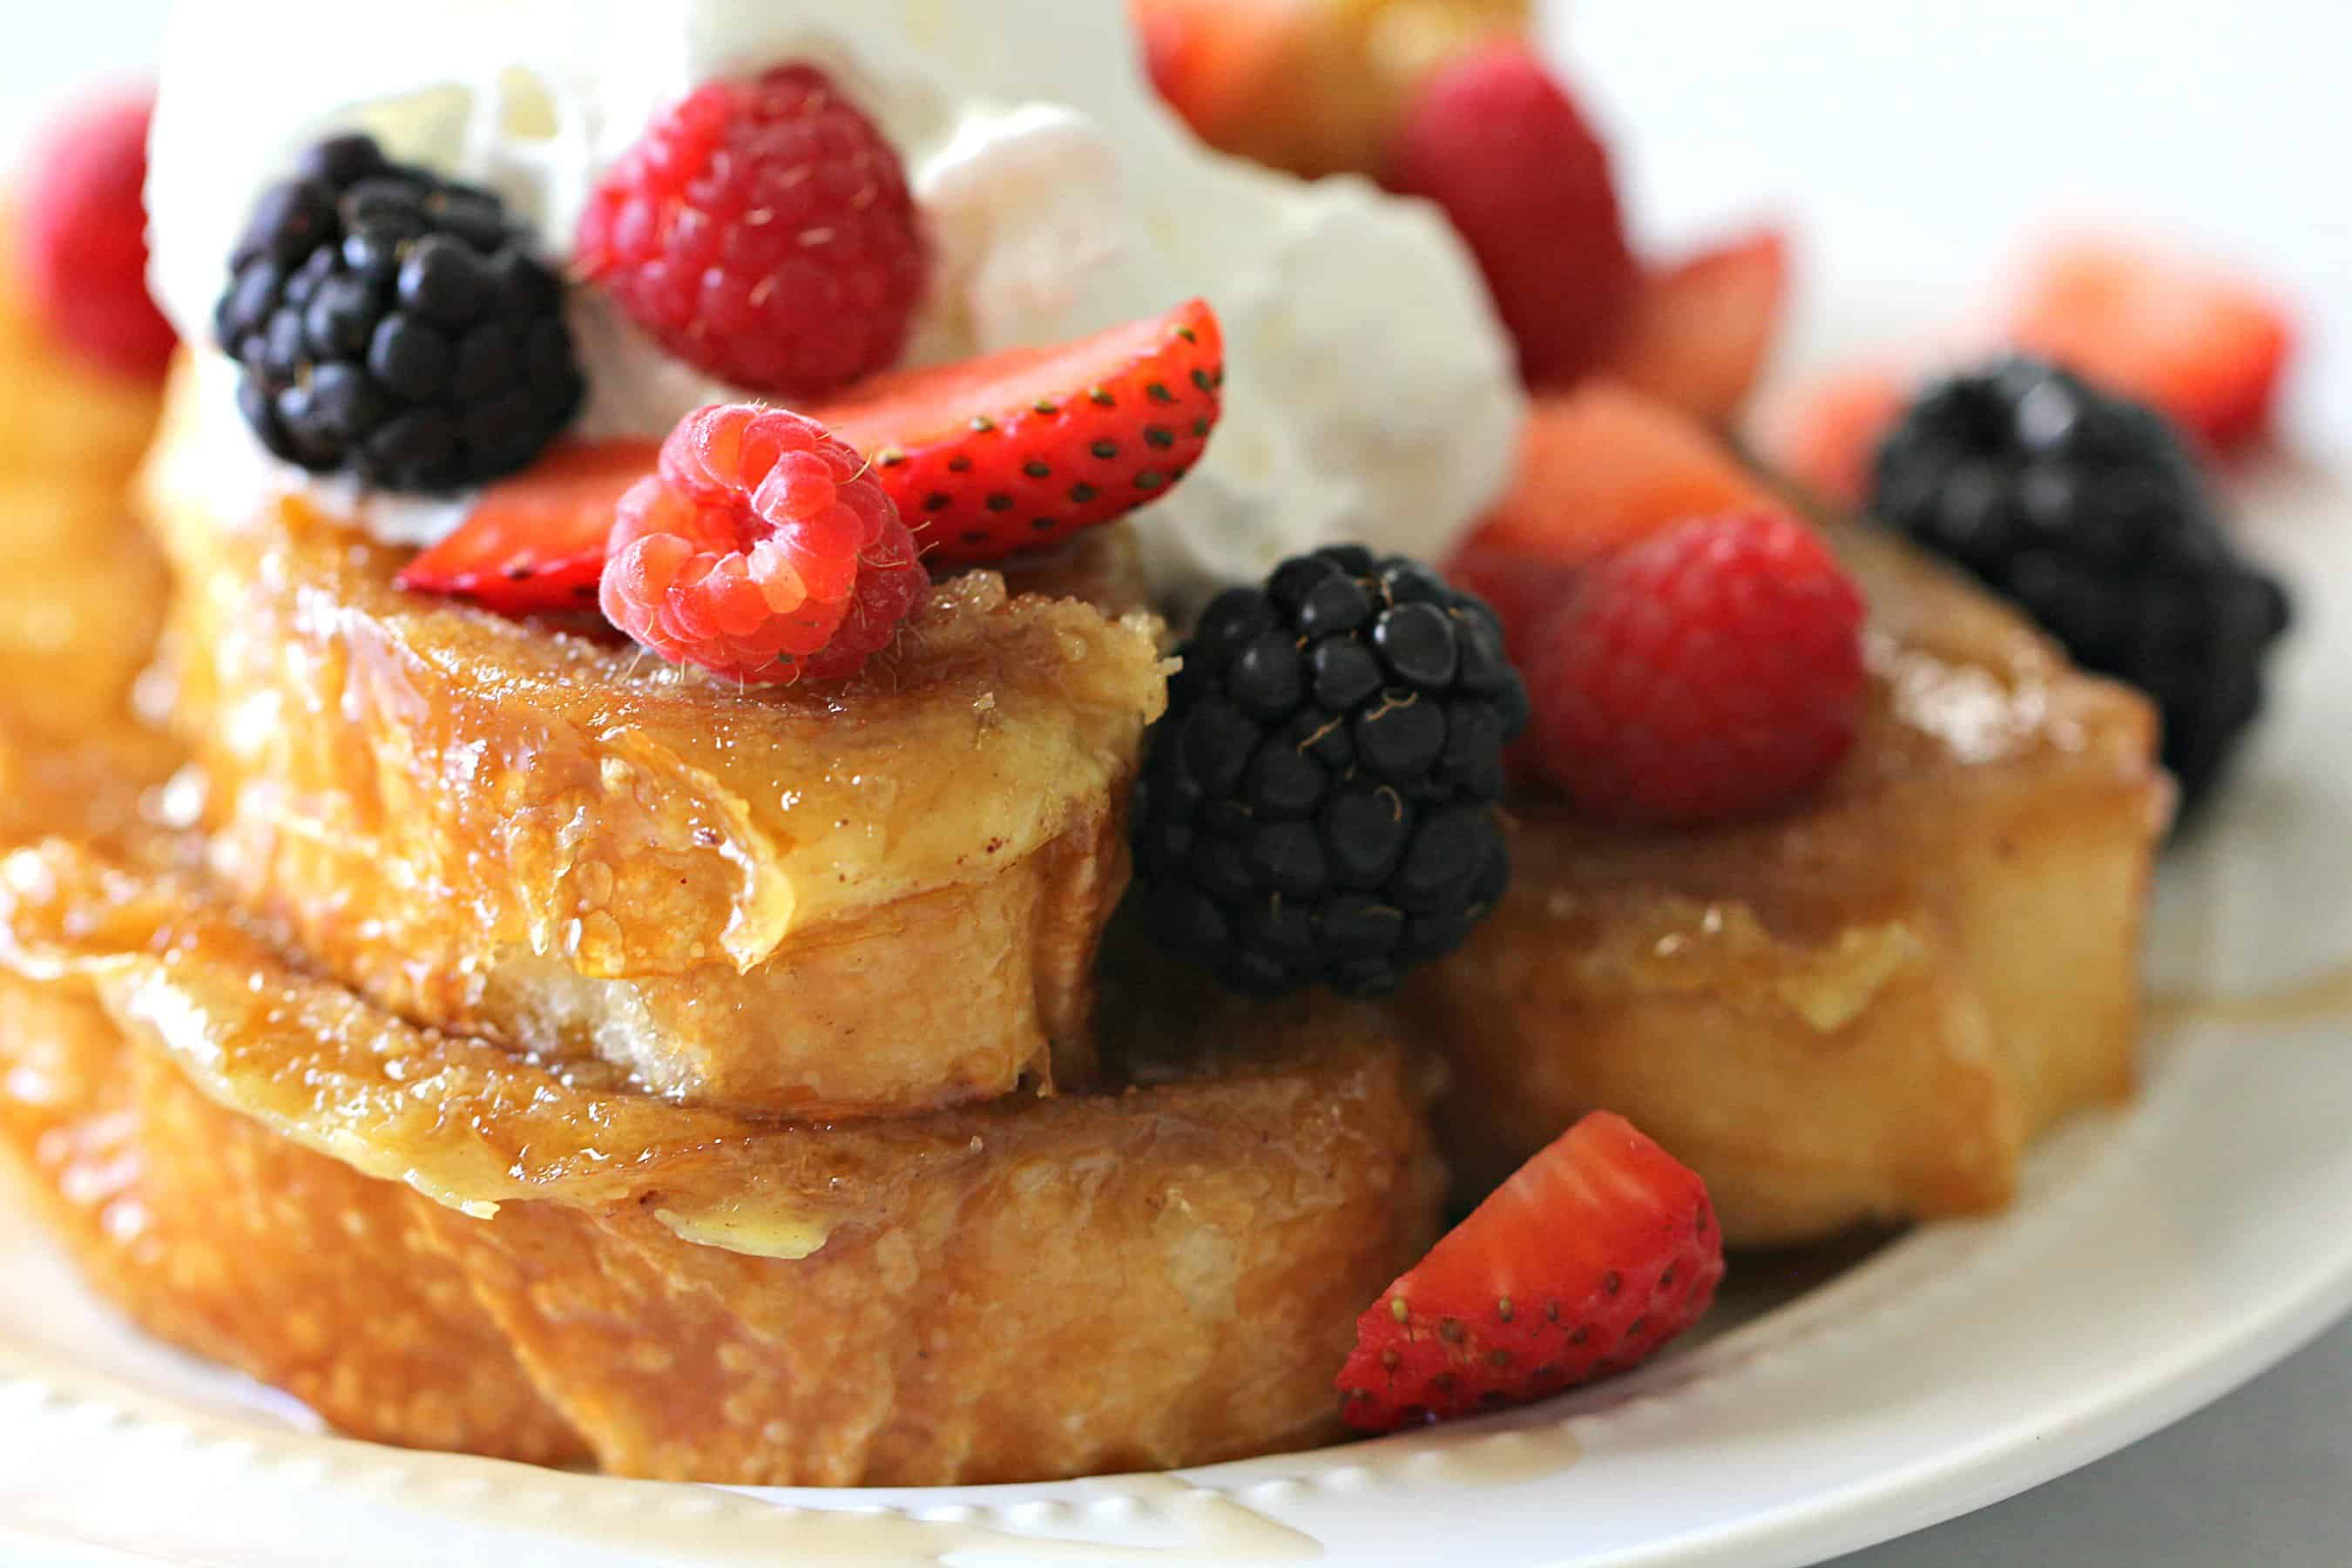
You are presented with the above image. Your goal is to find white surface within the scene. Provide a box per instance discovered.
[5,3,2352,1565]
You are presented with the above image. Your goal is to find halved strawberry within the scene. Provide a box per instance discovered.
[1463,382,1784,570]
[1387,43,1637,387]
[2008,237,2294,451]
[1595,227,1789,429]
[1753,364,1912,510]
[813,299,1224,564]
[395,439,659,611]
[1338,1110,1723,1432]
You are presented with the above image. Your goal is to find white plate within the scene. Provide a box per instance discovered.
[8,8,2352,1564]
[5,316,2351,1568]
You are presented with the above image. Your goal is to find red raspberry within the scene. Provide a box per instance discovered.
[577,65,927,398]
[599,405,928,685]
[21,85,177,380]
[1527,512,1866,825]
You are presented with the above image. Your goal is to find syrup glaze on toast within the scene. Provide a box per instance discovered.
[0,835,1442,1484]
[1404,520,2168,1243]
[142,370,1172,1116]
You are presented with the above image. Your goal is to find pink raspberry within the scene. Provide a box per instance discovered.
[577,65,928,398]
[599,405,929,685]
[1527,511,1867,824]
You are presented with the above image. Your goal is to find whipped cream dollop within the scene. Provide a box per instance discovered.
[147,0,1525,597]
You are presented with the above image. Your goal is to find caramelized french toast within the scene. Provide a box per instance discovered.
[0,234,168,745]
[0,309,1438,1482]
[0,836,1440,1484]
[1402,520,2170,1244]
[140,370,1171,1117]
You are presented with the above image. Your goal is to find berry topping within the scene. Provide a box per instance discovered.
[1337,1111,1723,1433]
[816,299,1224,563]
[396,439,661,612]
[1872,356,2292,811]
[1134,545,1525,998]
[19,84,177,379]
[2007,238,2294,454]
[1457,383,1781,572]
[1138,0,1519,179]
[214,135,584,490]
[597,404,926,685]
[1386,43,1636,387]
[1593,227,1789,429]
[1528,511,1866,826]
[578,64,927,399]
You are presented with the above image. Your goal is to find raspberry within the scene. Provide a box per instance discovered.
[21,85,177,379]
[598,405,928,685]
[578,65,928,398]
[1527,512,1865,825]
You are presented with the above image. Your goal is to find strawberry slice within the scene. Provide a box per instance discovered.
[2008,238,2294,451]
[395,439,659,611]
[1387,43,1637,387]
[1338,1110,1723,1432]
[1595,227,1789,429]
[1463,382,1784,571]
[395,304,1223,612]
[813,299,1224,564]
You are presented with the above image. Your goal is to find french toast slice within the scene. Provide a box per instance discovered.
[0,226,168,745]
[1402,520,2170,1245]
[0,835,1441,1485]
[139,368,1171,1117]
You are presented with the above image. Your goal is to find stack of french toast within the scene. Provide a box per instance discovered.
[0,0,2206,1488]
[0,259,1448,1484]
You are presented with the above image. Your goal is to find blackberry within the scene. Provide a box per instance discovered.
[1871,356,2291,812]
[1134,546,1527,997]
[213,134,585,491]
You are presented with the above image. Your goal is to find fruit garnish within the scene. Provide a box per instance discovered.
[578,64,926,399]
[814,299,1224,564]
[1133,544,1524,998]
[1872,356,2290,812]
[1526,510,1865,826]
[1457,382,1781,570]
[1386,42,1636,388]
[395,440,662,611]
[1135,0,1522,179]
[1594,227,1788,428]
[19,84,177,379]
[1337,1110,1722,1432]
[596,405,926,686]
[214,134,585,490]
[1754,363,1911,509]
[2008,237,2293,452]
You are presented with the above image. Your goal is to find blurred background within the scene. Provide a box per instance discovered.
[10,0,2344,440]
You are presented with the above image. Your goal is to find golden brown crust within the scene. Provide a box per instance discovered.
[0,233,168,745]
[0,833,1443,1484]
[0,971,591,1465]
[1402,521,2166,1245]
[140,368,1171,1115]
